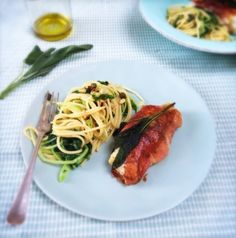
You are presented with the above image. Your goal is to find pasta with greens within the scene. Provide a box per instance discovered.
[25,81,144,182]
[167,6,231,41]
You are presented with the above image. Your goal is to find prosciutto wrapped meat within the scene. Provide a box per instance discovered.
[109,104,182,185]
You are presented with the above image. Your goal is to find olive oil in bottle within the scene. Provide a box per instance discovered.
[33,13,72,41]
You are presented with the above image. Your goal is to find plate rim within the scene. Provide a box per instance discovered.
[139,0,236,54]
[20,60,217,221]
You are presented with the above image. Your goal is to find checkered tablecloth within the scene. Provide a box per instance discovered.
[0,0,236,237]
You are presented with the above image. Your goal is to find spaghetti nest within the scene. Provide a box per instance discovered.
[53,80,144,152]
[24,81,144,182]
[167,6,231,41]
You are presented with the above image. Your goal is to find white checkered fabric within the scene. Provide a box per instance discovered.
[0,0,236,237]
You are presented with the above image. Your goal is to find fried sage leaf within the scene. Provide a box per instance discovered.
[112,103,175,169]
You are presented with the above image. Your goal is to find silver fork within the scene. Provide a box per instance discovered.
[7,92,58,225]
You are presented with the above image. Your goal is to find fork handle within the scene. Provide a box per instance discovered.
[7,132,44,225]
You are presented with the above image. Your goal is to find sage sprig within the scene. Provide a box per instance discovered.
[112,103,175,169]
[0,44,93,99]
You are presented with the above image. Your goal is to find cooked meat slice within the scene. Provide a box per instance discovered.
[111,105,182,185]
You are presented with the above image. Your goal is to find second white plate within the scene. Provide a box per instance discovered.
[139,0,236,54]
[21,61,216,221]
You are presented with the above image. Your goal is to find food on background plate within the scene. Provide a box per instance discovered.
[193,0,236,34]
[167,0,236,41]
[25,81,143,182]
[108,103,182,185]
[167,6,231,41]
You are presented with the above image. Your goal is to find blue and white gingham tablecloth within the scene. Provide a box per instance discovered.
[0,0,236,237]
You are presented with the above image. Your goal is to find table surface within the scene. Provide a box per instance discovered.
[0,0,236,237]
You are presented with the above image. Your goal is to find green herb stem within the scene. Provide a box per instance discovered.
[0,76,23,99]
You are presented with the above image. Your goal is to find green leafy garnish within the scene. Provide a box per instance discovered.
[122,104,128,118]
[97,81,109,85]
[24,45,44,65]
[58,165,71,182]
[0,44,93,99]
[40,133,57,147]
[58,144,92,182]
[131,99,138,112]
[111,103,175,169]
[60,137,82,151]
[92,94,115,101]
[38,131,92,182]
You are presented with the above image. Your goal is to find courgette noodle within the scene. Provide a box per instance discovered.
[167,6,231,41]
[25,81,144,182]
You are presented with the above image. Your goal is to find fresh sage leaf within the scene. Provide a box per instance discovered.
[24,45,45,65]
[0,44,93,99]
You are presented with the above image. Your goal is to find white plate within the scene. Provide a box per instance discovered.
[139,0,236,54]
[21,61,216,221]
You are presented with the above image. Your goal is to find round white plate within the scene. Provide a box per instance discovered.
[21,61,216,221]
[139,0,236,54]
